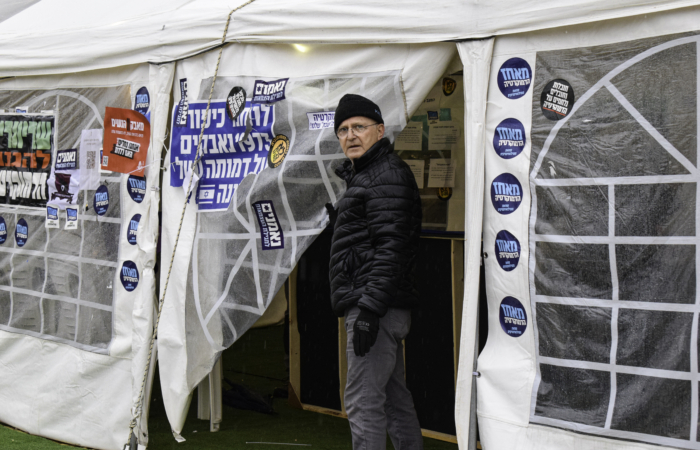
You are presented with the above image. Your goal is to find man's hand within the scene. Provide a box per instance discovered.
[353,309,379,357]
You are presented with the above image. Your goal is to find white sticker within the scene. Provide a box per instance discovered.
[80,129,103,190]
[307,111,335,131]
[15,106,29,114]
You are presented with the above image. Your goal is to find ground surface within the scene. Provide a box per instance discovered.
[1,325,459,450]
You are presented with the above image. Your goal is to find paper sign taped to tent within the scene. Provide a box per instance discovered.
[0,113,54,208]
[169,100,275,211]
[101,107,150,176]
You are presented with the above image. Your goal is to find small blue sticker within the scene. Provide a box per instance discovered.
[495,230,521,271]
[497,58,532,100]
[491,173,522,215]
[127,175,147,203]
[493,118,525,159]
[120,261,139,292]
[0,216,6,244]
[15,218,28,247]
[47,206,58,220]
[499,296,527,337]
[94,185,109,216]
[134,86,150,115]
[427,111,439,122]
[127,214,141,245]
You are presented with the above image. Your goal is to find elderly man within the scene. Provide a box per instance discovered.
[328,94,423,450]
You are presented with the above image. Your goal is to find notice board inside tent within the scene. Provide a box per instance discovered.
[479,19,700,450]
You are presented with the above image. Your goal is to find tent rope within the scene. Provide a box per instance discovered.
[126,2,256,448]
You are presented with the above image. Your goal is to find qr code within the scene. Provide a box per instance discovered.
[86,151,96,169]
[102,155,108,166]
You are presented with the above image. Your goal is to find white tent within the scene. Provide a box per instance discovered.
[1,2,699,450]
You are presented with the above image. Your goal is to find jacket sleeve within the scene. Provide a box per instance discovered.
[358,164,417,316]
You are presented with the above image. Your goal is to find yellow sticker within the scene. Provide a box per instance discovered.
[437,187,452,201]
[442,77,457,97]
[268,134,290,169]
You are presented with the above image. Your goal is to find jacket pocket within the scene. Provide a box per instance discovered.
[343,247,361,283]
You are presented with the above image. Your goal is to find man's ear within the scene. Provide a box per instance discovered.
[377,124,385,139]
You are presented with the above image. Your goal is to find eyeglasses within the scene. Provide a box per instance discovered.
[336,123,380,139]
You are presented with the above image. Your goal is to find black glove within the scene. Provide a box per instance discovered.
[353,308,379,357]
[325,203,338,229]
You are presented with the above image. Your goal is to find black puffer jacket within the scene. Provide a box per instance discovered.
[329,138,422,317]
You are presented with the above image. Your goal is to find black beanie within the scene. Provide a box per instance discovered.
[334,94,383,134]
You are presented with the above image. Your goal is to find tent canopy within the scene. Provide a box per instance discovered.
[1,0,699,77]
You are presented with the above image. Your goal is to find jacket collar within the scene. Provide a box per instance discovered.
[335,137,392,182]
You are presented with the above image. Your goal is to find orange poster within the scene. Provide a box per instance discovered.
[101,107,150,176]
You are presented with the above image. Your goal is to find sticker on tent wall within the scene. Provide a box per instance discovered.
[541,79,575,120]
[120,261,139,292]
[490,173,522,214]
[307,111,335,130]
[499,296,527,337]
[65,207,78,230]
[0,216,7,244]
[268,135,290,169]
[226,86,246,121]
[46,205,59,229]
[94,185,109,216]
[495,230,520,271]
[134,86,150,116]
[497,58,532,99]
[253,200,284,250]
[55,149,78,170]
[493,118,525,159]
[15,218,28,247]
[127,214,141,245]
[252,78,288,104]
[175,78,189,127]
[437,187,452,201]
[127,175,146,203]
[442,77,457,96]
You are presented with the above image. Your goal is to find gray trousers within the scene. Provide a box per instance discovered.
[344,306,424,450]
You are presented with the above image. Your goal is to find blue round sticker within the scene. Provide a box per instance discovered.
[120,261,139,292]
[94,185,109,216]
[497,58,532,100]
[127,214,141,245]
[0,216,6,244]
[499,296,527,338]
[127,175,147,203]
[491,173,523,215]
[493,118,525,159]
[134,87,150,115]
[15,218,28,247]
[495,230,521,271]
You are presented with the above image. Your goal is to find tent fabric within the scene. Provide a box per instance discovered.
[1,0,700,77]
[0,62,173,450]
[477,7,700,450]
[157,41,457,437]
[454,37,494,450]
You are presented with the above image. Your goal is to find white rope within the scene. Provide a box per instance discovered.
[124,2,257,447]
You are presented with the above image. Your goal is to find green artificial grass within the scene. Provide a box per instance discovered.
[1,325,458,450]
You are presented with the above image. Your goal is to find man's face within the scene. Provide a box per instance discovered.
[338,116,385,161]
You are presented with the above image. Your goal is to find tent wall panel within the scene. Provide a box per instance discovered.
[0,62,172,450]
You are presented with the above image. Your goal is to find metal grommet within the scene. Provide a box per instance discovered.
[473,371,481,378]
